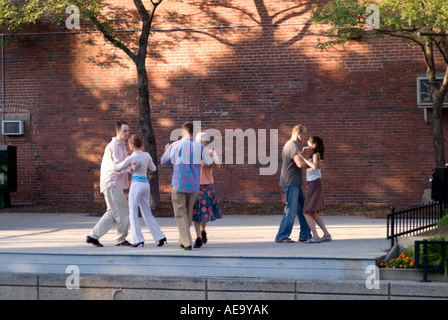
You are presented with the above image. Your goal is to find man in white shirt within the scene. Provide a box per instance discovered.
[86,121,140,247]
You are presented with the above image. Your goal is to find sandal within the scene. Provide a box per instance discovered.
[321,234,332,242]
[304,237,321,243]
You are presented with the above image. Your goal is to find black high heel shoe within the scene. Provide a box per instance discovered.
[131,242,144,247]
[201,231,207,245]
[157,238,167,247]
[194,237,202,248]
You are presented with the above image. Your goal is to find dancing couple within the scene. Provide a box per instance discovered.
[161,122,222,250]
[275,124,331,244]
[86,121,222,250]
[86,121,166,248]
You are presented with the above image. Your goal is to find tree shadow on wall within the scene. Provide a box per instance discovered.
[5,30,153,204]
[147,0,432,205]
[148,0,321,203]
[9,0,430,206]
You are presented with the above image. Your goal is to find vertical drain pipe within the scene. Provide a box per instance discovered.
[1,34,5,144]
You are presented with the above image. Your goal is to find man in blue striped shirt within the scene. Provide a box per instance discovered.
[162,122,213,250]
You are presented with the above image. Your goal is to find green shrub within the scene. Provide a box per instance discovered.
[419,236,448,277]
[437,214,448,227]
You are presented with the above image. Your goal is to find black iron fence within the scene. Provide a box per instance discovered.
[387,201,445,247]
[414,240,448,282]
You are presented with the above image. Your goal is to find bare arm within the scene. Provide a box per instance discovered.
[210,148,221,168]
[293,145,312,168]
[293,153,309,168]
[299,153,322,170]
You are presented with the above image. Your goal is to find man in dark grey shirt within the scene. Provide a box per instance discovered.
[275,124,311,243]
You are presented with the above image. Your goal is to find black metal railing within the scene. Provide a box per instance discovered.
[387,201,445,247]
[414,240,448,282]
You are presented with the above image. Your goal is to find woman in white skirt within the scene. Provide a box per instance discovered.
[113,135,167,247]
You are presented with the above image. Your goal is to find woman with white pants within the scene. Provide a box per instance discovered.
[113,135,167,247]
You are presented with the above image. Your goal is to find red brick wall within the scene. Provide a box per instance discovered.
[1,0,445,207]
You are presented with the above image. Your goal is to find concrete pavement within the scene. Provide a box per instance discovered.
[2,213,447,300]
[0,213,390,258]
[0,213,390,280]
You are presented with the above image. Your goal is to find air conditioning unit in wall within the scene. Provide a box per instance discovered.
[417,73,448,124]
[416,74,448,106]
[2,120,25,136]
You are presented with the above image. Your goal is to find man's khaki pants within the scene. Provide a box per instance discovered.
[89,186,129,245]
[171,187,198,247]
